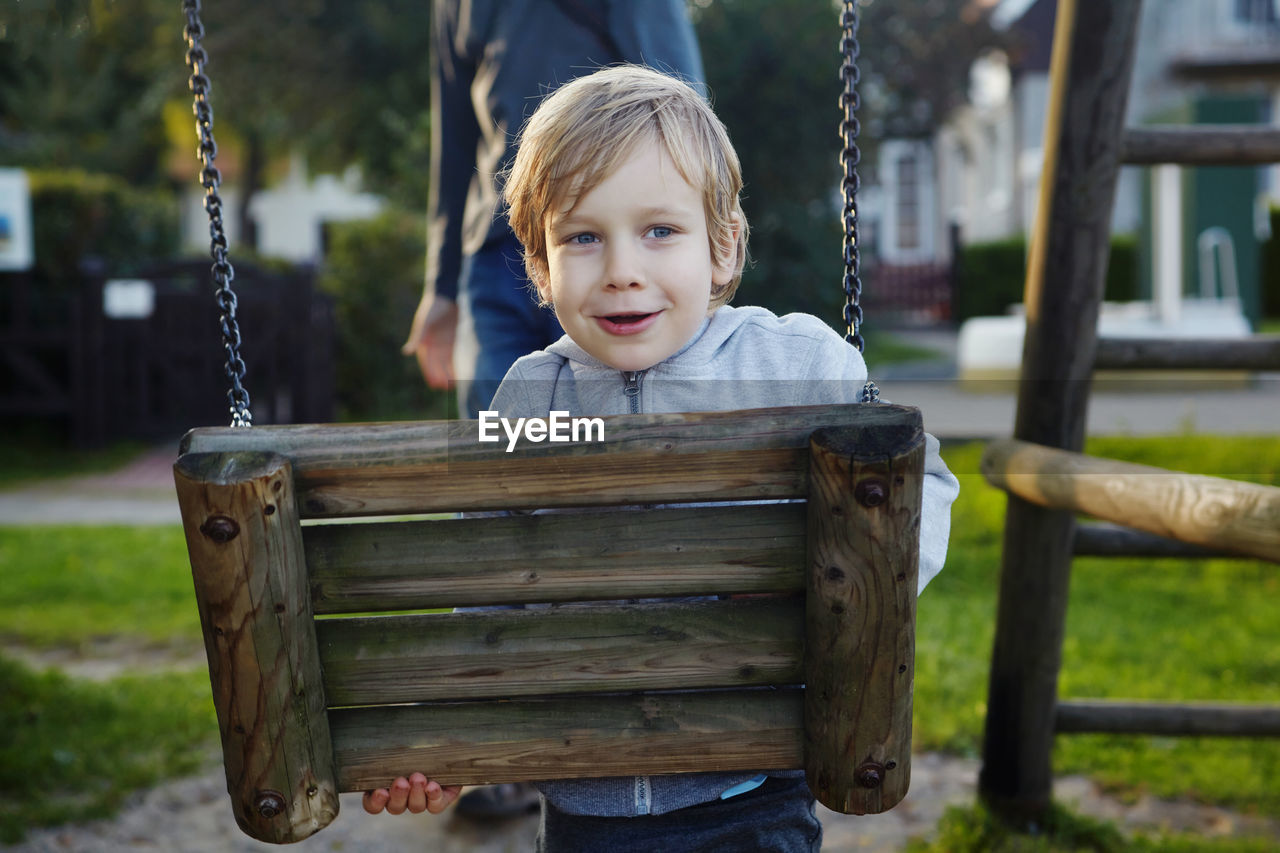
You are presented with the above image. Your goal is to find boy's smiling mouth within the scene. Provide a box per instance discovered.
[596,311,661,335]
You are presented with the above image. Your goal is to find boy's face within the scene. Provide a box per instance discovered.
[537,140,736,372]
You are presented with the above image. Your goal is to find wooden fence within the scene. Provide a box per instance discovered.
[860,260,954,327]
[0,260,334,446]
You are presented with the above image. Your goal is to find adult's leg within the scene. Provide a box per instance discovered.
[456,235,562,417]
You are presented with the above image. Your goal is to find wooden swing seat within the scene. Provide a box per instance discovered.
[174,403,925,844]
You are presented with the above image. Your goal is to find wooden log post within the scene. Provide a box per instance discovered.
[979,0,1144,828]
[173,451,338,844]
[804,419,924,814]
[982,439,1280,563]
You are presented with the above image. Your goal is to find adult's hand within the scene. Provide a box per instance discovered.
[402,294,460,389]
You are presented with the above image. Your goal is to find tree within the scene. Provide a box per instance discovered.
[690,0,1004,320]
[196,0,433,231]
[858,0,1006,140]
[692,0,850,320]
[1,0,433,237]
[0,0,182,183]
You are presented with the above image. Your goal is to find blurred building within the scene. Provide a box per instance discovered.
[875,0,1280,328]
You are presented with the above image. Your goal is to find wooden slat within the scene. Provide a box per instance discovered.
[982,439,1280,563]
[1094,336,1280,371]
[1073,522,1245,559]
[316,598,803,706]
[305,503,806,613]
[328,689,804,791]
[1056,700,1280,736]
[179,404,920,517]
[1122,125,1280,165]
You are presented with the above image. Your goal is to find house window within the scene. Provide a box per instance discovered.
[896,152,920,252]
[1235,0,1278,25]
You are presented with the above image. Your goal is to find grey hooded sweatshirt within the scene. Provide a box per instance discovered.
[487,303,959,816]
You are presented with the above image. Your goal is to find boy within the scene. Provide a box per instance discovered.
[365,65,959,851]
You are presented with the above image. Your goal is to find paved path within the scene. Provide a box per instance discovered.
[0,441,183,526]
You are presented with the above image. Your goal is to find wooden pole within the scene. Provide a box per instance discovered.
[1122,126,1280,165]
[1093,336,1280,371]
[1056,700,1280,737]
[174,451,338,844]
[982,439,1280,562]
[979,0,1144,827]
[804,418,923,815]
[1073,522,1242,560]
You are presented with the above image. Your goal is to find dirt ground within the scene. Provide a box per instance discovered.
[7,748,1280,852]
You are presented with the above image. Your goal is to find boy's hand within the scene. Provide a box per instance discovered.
[362,773,463,815]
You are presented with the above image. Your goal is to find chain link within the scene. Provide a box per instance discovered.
[183,0,252,427]
[840,2,879,403]
[839,1,864,353]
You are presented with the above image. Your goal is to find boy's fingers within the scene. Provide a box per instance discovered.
[425,781,464,814]
[406,772,429,814]
[361,788,390,815]
[385,776,412,815]
[360,776,462,817]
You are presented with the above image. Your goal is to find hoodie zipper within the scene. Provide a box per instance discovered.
[622,370,645,414]
[635,774,652,814]
[623,370,649,813]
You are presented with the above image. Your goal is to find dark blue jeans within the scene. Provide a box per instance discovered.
[536,776,822,852]
[459,234,563,417]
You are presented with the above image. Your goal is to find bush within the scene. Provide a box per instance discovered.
[1261,207,1280,320]
[954,235,1140,322]
[953,237,1029,321]
[27,170,180,290]
[318,210,454,421]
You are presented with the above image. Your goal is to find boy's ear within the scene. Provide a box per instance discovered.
[711,213,742,287]
[529,258,553,305]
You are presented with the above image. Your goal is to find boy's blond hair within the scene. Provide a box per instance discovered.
[505,65,749,308]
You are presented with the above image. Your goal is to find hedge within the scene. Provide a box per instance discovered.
[1262,207,1280,320]
[954,235,1140,322]
[26,170,180,291]
[317,210,455,421]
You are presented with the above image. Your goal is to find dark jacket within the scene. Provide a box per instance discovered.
[428,0,705,302]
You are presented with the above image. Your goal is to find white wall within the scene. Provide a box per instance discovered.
[182,154,384,263]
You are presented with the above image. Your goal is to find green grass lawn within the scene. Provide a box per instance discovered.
[863,329,945,372]
[0,434,1278,844]
[0,660,215,844]
[0,426,149,491]
[0,527,199,649]
[917,437,1280,816]
[0,525,213,842]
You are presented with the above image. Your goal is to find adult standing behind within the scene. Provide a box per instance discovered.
[404,0,706,418]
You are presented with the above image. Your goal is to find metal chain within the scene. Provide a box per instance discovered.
[839,1,864,352]
[183,0,252,427]
[839,2,879,403]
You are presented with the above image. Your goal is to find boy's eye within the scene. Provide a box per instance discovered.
[647,226,674,239]
[570,233,598,245]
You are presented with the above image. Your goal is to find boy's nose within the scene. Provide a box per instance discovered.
[602,242,644,290]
